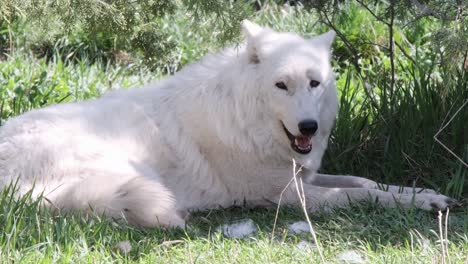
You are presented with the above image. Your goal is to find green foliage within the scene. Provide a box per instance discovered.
[0,0,252,68]
[0,52,154,123]
[1,0,175,65]
[324,62,467,197]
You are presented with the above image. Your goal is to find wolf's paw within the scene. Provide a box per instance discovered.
[412,194,460,211]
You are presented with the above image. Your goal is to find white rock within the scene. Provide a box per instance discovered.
[296,240,316,251]
[288,221,311,234]
[115,240,132,254]
[218,219,258,238]
[337,250,365,263]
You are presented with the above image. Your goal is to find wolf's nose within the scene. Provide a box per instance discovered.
[298,120,318,135]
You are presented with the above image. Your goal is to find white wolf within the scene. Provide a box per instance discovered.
[0,21,457,228]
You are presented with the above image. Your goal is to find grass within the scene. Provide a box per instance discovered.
[1,185,467,263]
[0,52,156,123]
[0,2,467,263]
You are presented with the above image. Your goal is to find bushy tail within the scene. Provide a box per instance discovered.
[50,175,185,228]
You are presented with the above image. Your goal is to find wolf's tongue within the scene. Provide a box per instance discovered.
[295,136,312,148]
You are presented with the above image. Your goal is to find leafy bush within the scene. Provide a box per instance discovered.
[0,0,252,68]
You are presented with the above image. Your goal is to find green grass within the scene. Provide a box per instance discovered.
[1,185,467,263]
[0,2,467,263]
[0,52,156,123]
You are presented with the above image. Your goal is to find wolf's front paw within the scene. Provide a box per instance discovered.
[412,194,460,211]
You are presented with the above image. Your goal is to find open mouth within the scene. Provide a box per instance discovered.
[282,123,313,154]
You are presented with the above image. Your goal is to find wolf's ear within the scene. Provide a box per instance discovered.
[241,20,263,39]
[310,30,336,49]
[241,20,264,64]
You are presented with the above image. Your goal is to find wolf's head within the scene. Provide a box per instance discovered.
[240,20,338,168]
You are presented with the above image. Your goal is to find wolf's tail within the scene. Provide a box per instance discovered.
[46,173,185,228]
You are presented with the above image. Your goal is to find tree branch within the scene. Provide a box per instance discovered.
[412,0,467,21]
[319,10,362,72]
[395,41,417,65]
[355,0,390,25]
[388,2,395,99]
[320,10,383,110]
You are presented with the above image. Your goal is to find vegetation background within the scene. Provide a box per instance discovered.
[0,0,466,263]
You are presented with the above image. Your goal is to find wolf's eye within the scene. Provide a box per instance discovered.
[275,82,288,90]
[310,80,320,88]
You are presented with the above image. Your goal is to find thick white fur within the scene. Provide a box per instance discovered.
[0,21,456,228]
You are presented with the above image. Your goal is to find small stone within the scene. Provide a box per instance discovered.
[115,240,132,254]
[288,221,311,234]
[218,219,258,238]
[296,240,316,251]
[161,240,184,247]
[337,250,365,263]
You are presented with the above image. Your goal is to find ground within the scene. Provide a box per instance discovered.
[1,186,466,263]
